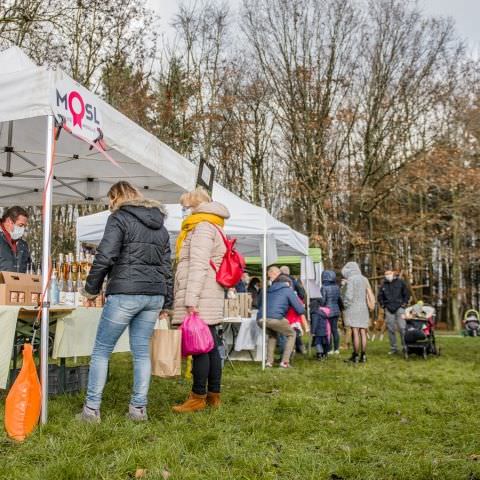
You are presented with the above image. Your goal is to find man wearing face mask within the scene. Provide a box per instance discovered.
[378,269,410,355]
[0,206,31,273]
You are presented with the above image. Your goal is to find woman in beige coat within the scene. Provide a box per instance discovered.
[172,187,230,413]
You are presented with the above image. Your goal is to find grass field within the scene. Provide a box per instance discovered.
[1,337,480,480]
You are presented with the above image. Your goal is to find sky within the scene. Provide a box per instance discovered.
[147,0,480,54]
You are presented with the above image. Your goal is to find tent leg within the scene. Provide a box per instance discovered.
[5,121,13,174]
[262,232,267,370]
[305,256,311,357]
[40,115,54,424]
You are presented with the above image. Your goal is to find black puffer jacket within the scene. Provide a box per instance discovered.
[85,199,173,308]
[378,277,410,314]
[0,230,31,273]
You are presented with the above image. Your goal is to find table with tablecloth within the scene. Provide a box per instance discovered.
[223,312,265,361]
[0,306,21,389]
[0,305,131,390]
[52,307,130,358]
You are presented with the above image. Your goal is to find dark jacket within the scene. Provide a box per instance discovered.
[310,298,330,337]
[0,230,31,273]
[235,280,247,293]
[319,270,343,318]
[289,275,306,300]
[248,285,260,309]
[85,199,173,308]
[256,280,305,320]
[378,277,410,314]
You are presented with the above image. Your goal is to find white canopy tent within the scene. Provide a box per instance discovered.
[0,47,199,423]
[77,183,308,261]
[77,183,309,368]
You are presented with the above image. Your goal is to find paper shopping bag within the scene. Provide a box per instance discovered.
[151,329,182,378]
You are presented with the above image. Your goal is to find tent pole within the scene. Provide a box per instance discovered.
[5,121,13,174]
[305,256,311,357]
[262,231,267,370]
[40,115,54,424]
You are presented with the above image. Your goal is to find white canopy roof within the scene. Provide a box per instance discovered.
[0,47,197,205]
[77,184,309,262]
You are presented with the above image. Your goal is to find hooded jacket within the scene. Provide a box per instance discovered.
[378,277,410,313]
[0,229,31,273]
[319,270,343,318]
[256,280,305,321]
[341,261,370,328]
[85,199,173,307]
[172,201,231,326]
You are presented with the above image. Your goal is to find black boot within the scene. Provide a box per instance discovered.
[360,352,367,363]
[316,352,322,360]
[345,352,359,364]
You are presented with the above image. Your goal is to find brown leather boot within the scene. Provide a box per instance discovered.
[206,392,221,408]
[172,392,207,413]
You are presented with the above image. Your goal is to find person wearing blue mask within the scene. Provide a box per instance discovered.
[0,206,31,273]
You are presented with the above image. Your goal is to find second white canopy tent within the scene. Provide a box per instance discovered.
[77,183,309,263]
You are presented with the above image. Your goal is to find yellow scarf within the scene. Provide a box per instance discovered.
[176,213,225,259]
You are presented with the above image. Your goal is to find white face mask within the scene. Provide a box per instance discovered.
[182,206,192,219]
[385,274,394,282]
[11,225,25,240]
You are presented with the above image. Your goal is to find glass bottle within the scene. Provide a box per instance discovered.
[49,269,60,306]
[75,276,85,306]
[63,253,71,281]
[71,253,79,282]
[65,271,75,306]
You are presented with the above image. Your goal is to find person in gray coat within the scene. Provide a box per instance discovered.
[341,262,370,363]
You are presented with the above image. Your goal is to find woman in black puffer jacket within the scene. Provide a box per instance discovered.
[77,181,173,423]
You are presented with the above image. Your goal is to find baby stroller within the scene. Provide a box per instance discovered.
[463,310,480,337]
[403,304,439,360]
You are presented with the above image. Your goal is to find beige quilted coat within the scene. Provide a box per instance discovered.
[172,201,230,326]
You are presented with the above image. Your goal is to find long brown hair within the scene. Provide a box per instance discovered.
[108,181,143,210]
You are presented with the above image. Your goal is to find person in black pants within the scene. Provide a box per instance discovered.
[319,270,343,355]
[171,187,231,412]
[191,326,222,395]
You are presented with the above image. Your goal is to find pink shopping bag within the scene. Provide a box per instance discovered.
[180,313,214,357]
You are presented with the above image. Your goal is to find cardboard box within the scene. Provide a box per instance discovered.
[238,293,252,318]
[0,271,43,306]
[224,297,240,318]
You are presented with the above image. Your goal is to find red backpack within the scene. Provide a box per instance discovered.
[210,225,246,288]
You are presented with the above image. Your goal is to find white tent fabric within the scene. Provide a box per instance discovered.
[0,47,197,206]
[76,183,309,261]
[0,46,201,423]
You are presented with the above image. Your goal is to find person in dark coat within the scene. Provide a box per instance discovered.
[310,299,331,360]
[235,272,249,293]
[378,269,410,354]
[78,181,173,424]
[0,206,31,273]
[319,270,343,354]
[280,265,306,300]
[257,266,305,368]
[248,277,261,309]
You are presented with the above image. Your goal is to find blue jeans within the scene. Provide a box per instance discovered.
[328,316,340,351]
[85,294,164,410]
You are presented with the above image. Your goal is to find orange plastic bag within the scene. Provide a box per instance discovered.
[5,343,42,441]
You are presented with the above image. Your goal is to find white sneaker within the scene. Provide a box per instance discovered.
[265,362,273,368]
[327,350,334,355]
[334,350,340,355]
[279,362,290,369]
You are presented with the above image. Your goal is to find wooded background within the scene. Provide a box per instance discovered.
[1,0,479,328]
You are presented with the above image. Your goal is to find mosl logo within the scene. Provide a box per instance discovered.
[52,79,103,141]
